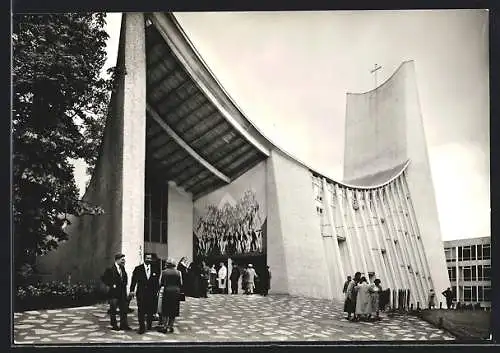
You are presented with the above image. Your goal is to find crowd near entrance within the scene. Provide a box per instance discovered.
[198,254,269,295]
[142,253,270,299]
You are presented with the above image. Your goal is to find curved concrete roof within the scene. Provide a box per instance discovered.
[146,13,410,195]
[339,160,410,189]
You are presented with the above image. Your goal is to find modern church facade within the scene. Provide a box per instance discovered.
[38,13,450,304]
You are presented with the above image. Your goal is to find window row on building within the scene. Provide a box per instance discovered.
[449,285,491,302]
[447,264,491,282]
[444,244,491,262]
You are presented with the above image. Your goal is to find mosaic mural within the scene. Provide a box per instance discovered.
[194,189,266,258]
[193,161,267,260]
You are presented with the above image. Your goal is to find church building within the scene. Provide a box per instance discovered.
[38,13,450,304]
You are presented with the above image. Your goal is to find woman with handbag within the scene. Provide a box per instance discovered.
[158,258,183,333]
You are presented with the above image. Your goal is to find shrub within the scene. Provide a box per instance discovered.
[15,281,107,312]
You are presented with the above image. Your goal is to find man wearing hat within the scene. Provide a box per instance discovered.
[101,254,132,331]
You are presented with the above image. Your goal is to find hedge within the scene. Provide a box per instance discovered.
[15,281,108,312]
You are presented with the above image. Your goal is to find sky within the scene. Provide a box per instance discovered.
[74,10,490,242]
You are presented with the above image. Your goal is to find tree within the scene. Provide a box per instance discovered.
[12,13,113,274]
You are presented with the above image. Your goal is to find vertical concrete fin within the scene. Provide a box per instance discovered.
[266,152,289,294]
[322,178,346,298]
[402,62,450,293]
[267,151,332,298]
[119,13,147,278]
[322,178,345,300]
[34,14,135,282]
[168,184,194,263]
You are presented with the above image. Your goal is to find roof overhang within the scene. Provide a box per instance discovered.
[143,13,273,199]
[141,12,408,198]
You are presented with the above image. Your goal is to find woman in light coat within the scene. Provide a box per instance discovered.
[368,278,382,320]
[428,289,437,309]
[245,264,258,294]
[355,277,371,320]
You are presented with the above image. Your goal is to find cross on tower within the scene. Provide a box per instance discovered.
[370,64,382,89]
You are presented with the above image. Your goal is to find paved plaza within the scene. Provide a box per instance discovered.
[14,294,455,343]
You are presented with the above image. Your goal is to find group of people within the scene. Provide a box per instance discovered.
[428,287,455,310]
[101,253,183,334]
[208,262,271,296]
[176,257,210,298]
[175,259,271,297]
[342,271,457,322]
[228,263,271,295]
[343,272,387,322]
[100,253,272,334]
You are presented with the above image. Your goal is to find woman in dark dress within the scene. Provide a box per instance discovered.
[200,261,210,298]
[187,262,201,298]
[344,272,361,321]
[260,266,271,296]
[209,264,217,293]
[177,257,189,296]
[159,258,182,333]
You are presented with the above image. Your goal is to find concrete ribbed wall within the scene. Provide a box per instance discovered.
[314,173,436,306]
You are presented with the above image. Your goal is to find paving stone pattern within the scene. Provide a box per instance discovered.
[14,294,455,343]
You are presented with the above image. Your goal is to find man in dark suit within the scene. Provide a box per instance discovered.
[343,276,352,295]
[260,265,272,296]
[130,253,160,334]
[101,253,132,331]
[229,263,240,294]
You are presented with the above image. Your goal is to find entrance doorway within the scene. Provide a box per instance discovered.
[230,254,267,295]
[199,254,267,294]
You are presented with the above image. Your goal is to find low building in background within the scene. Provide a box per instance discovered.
[443,237,491,309]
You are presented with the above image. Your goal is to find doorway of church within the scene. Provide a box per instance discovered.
[228,254,267,295]
[199,254,267,294]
